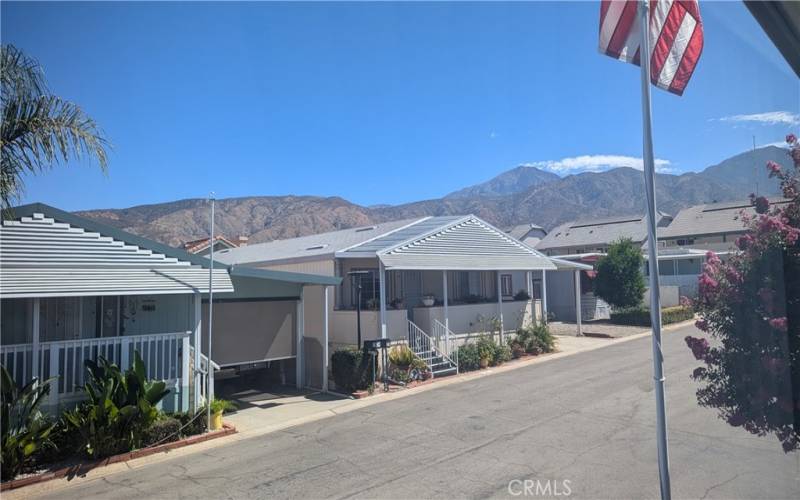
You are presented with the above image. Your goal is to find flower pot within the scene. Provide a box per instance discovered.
[211,410,224,430]
[479,357,490,369]
[422,296,435,307]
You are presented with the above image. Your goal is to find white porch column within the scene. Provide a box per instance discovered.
[296,286,305,389]
[496,271,504,344]
[32,298,40,383]
[379,261,387,339]
[322,286,330,393]
[574,270,583,337]
[542,270,548,324]
[193,292,202,410]
[526,271,533,323]
[442,271,450,353]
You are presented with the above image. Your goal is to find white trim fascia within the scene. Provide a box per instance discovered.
[223,253,336,268]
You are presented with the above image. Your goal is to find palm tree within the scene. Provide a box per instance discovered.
[1,44,109,210]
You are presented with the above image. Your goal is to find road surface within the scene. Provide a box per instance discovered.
[34,325,800,499]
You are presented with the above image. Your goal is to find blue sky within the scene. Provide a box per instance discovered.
[2,1,798,210]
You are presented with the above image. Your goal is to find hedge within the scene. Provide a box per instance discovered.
[331,347,373,392]
[610,305,694,326]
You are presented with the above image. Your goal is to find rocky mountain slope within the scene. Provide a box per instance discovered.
[77,146,790,247]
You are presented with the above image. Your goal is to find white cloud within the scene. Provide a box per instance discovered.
[716,111,799,126]
[523,154,673,174]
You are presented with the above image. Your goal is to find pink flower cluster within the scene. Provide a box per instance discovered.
[685,336,710,361]
[768,317,788,332]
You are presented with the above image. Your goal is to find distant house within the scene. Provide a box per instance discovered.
[535,212,673,256]
[183,235,249,255]
[658,198,790,252]
[505,223,547,247]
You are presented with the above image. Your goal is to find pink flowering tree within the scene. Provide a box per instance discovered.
[686,134,800,453]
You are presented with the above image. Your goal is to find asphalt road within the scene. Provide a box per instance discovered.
[36,325,800,499]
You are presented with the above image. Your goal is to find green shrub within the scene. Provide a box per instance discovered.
[594,238,646,309]
[388,345,414,367]
[510,342,526,359]
[63,351,170,459]
[457,343,481,372]
[475,335,496,363]
[142,416,181,447]
[173,409,207,437]
[209,398,237,414]
[610,305,694,326]
[491,344,512,366]
[331,348,372,392]
[1,365,55,481]
[514,323,555,355]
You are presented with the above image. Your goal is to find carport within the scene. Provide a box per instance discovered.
[198,265,340,409]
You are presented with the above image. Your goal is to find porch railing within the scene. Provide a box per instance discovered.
[0,331,191,407]
[432,319,459,372]
[407,320,458,377]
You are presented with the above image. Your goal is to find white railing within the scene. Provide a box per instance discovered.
[0,331,191,406]
[432,319,459,373]
[195,350,219,404]
[406,320,458,377]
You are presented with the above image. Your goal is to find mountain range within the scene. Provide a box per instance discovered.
[77,146,789,247]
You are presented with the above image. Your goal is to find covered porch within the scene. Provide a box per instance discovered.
[332,216,591,375]
[0,205,234,413]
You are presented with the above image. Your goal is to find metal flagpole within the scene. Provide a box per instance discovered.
[638,1,671,499]
[206,193,215,431]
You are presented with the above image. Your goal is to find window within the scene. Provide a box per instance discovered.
[501,274,513,297]
[348,269,379,308]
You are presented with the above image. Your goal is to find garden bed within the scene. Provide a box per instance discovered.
[0,423,236,492]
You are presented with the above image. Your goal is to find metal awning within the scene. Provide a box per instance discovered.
[1,208,233,298]
[377,217,557,271]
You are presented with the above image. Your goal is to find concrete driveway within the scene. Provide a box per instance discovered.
[26,324,800,499]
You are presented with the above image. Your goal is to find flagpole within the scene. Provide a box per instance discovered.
[206,193,215,431]
[638,2,671,499]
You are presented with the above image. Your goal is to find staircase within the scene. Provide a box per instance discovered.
[407,320,458,378]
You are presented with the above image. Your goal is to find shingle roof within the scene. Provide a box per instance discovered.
[659,198,791,239]
[214,218,423,265]
[505,223,545,241]
[535,212,672,251]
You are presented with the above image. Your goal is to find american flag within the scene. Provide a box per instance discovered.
[599,0,704,96]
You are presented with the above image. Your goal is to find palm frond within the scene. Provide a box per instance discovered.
[0,44,47,103]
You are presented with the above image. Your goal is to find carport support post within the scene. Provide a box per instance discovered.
[379,261,387,339]
[32,298,40,383]
[322,286,330,393]
[296,286,305,389]
[496,271,504,344]
[193,292,202,411]
[574,270,583,337]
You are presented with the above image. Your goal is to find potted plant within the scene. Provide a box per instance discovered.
[421,294,435,307]
[389,297,405,310]
[208,398,237,430]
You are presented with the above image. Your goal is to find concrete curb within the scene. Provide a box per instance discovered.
[1,424,236,492]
